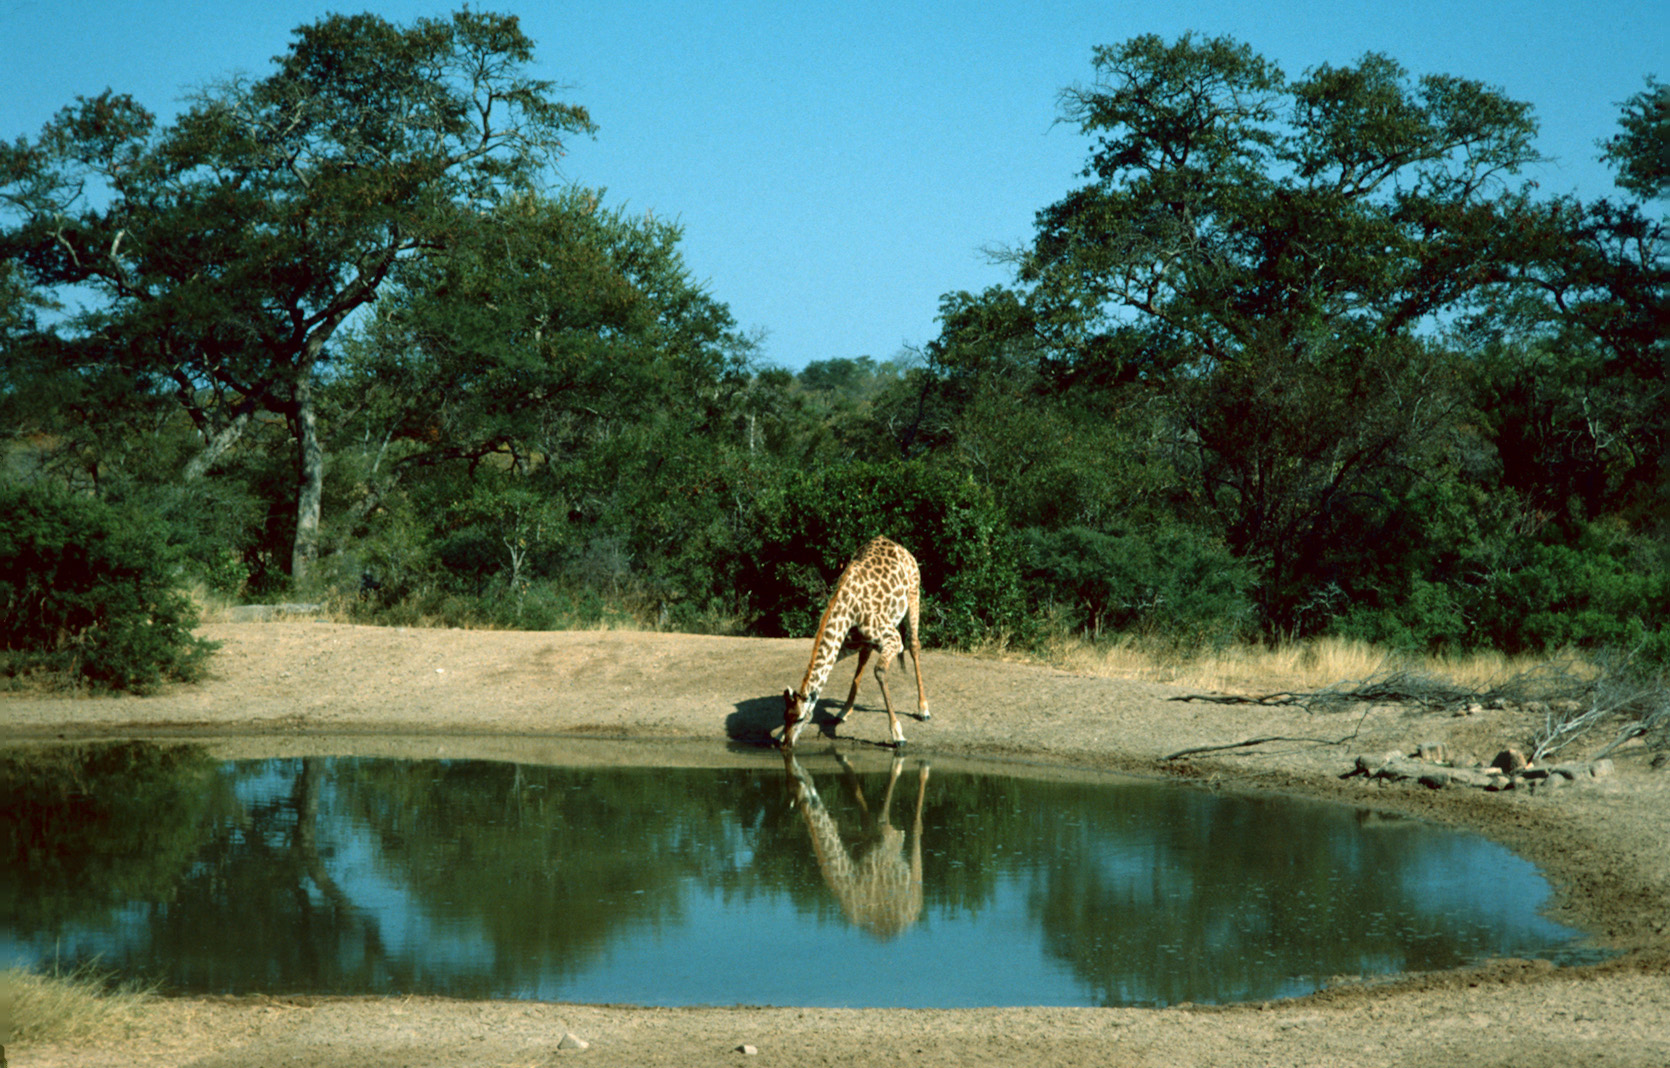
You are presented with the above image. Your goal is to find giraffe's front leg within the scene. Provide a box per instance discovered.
[836,646,874,723]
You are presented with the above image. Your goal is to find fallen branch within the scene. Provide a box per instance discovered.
[1164,732,1359,761]
[1169,693,1304,706]
[1163,705,1376,762]
[1170,662,1598,716]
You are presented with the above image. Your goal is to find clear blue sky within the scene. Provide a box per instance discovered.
[2,1,1663,371]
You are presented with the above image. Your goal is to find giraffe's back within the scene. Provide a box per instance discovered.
[832,537,918,635]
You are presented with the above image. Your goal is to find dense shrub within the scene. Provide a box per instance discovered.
[0,482,218,691]
[1332,524,1670,663]
[742,461,1024,647]
[1018,525,1256,644]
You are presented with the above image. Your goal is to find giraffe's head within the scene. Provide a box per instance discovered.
[781,687,814,748]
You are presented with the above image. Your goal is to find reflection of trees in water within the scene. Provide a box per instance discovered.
[0,743,224,933]
[782,750,929,940]
[1020,787,1547,1006]
[334,758,758,996]
[3,748,1566,1005]
[138,756,393,994]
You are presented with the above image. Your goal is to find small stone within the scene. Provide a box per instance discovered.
[558,1032,590,1051]
[1650,752,1669,770]
[1416,741,1447,764]
[737,1044,759,1055]
[1588,758,1615,779]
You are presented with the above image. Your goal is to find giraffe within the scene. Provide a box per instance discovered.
[780,535,929,748]
[782,748,930,940]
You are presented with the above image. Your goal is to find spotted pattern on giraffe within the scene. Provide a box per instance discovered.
[781,536,929,748]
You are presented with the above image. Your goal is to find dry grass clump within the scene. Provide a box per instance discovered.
[2,966,156,1046]
[1036,632,1668,762]
[1032,633,1571,696]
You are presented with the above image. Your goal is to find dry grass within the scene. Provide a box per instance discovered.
[2,966,156,1045]
[1029,633,1589,697]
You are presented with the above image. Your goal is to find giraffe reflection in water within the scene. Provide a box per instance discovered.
[782,748,931,940]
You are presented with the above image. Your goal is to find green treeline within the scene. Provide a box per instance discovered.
[2,14,1665,685]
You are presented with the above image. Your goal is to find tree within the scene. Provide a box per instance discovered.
[1476,78,1669,537]
[329,187,756,615]
[1010,35,1546,633]
[1602,77,1669,202]
[0,10,593,584]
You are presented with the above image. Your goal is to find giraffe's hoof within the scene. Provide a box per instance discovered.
[918,709,932,721]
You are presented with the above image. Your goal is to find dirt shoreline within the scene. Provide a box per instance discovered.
[5,621,1669,1067]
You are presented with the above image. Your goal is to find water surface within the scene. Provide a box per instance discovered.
[0,742,1590,1007]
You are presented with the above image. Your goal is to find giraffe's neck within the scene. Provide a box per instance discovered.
[797,598,851,699]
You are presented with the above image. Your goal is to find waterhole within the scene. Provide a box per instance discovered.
[1,740,1592,1008]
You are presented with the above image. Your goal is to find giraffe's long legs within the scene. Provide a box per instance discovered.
[836,646,873,722]
[873,633,906,746]
[904,596,929,720]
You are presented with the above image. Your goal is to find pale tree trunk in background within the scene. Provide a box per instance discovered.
[290,371,324,585]
[182,408,254,482]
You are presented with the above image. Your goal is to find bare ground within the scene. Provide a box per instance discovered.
[4,621,1669,1068]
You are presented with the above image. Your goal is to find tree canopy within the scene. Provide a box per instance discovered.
[3,23,1665,683]
[1,10,594,580]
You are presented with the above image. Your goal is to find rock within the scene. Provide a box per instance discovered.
[1445,767,1503,789]
[1416,741,1448,764]
[1491,748,1529,774]
[226,602,323,622]
[1349,752,1404,777]
[1651,752,1669,771]
[737,1045,759,1056]
[558,1032,590,1051]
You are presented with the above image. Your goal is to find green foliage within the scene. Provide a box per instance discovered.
[1602,77,1669,202]
[3,26,1664,663]
[743,461,1023,647]
[1018,525,1255,644]
[0,482,218,691]
[1332,522,1670,663]
[1015,34,1547,636]
[0,742,223,929]
[0,9,596,583]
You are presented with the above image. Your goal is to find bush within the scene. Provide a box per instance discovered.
[0,482,218,691]
[1331,522,1670,664]
[742,460,1023,647]
[1018,524,1256,644]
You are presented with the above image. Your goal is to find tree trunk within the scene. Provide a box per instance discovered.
[291,373,324,584]
[183,407,254,481]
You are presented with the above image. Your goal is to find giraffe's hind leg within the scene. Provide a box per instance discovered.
[872,631,907,746]
[904,594,929,720]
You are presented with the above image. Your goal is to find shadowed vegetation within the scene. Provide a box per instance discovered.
[1,16,1664,696]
